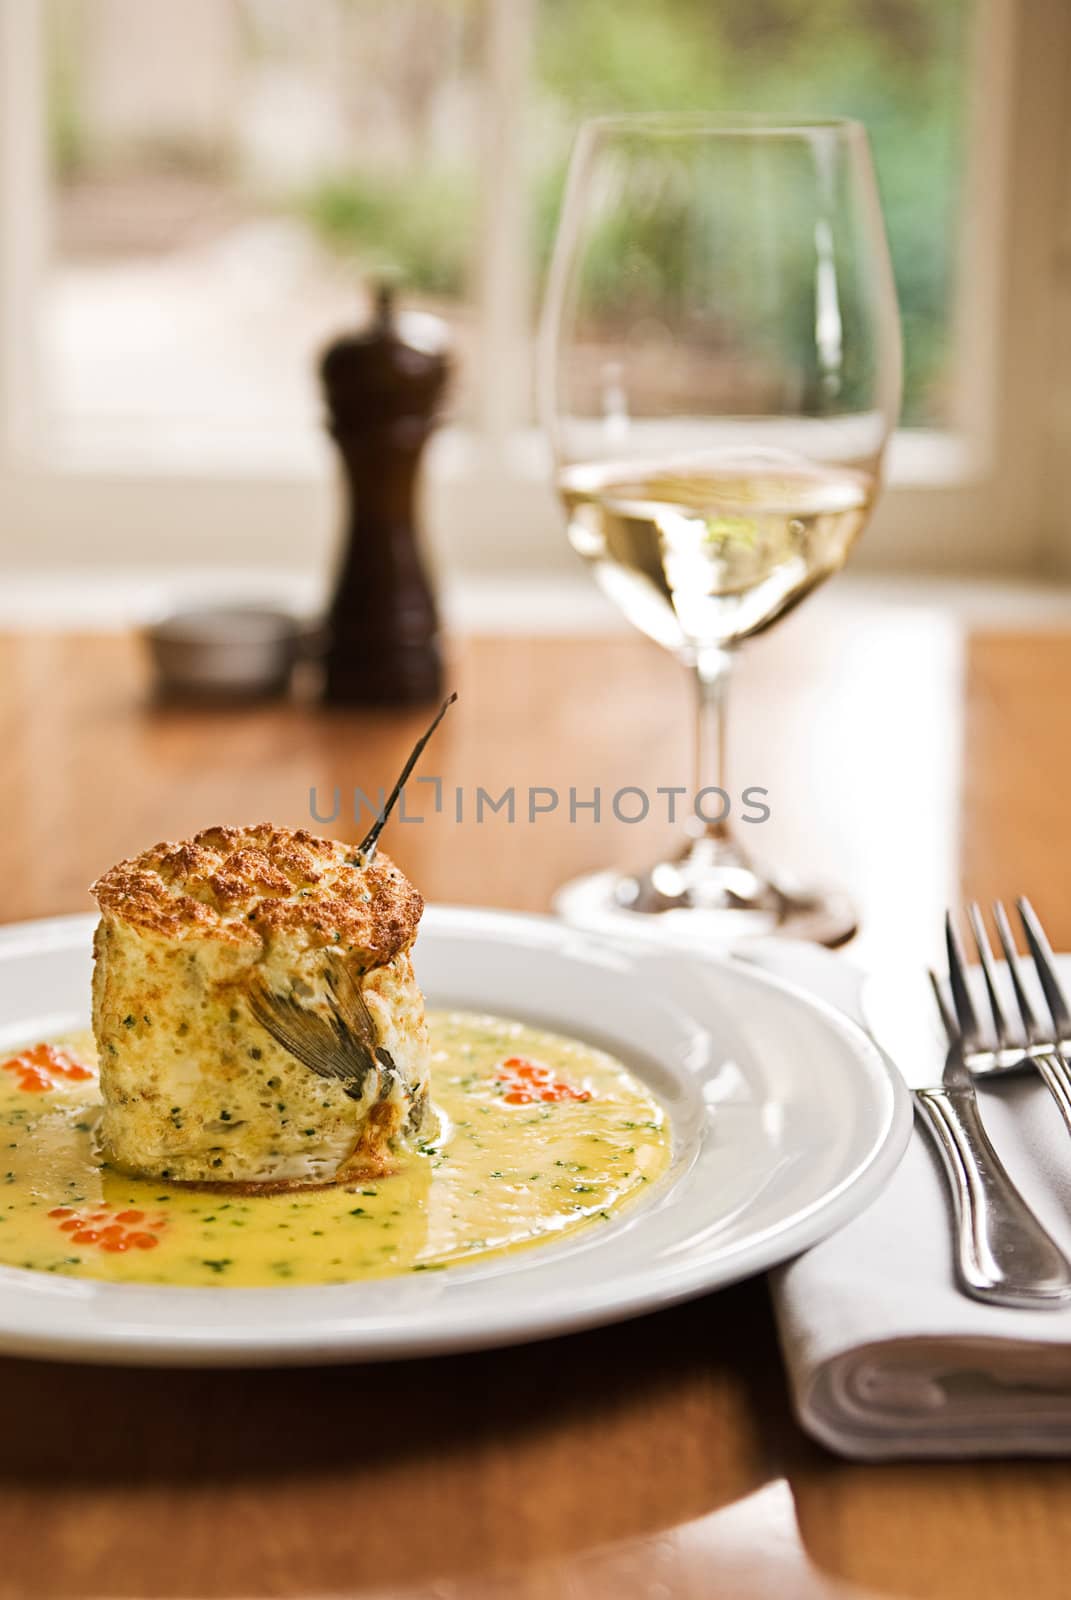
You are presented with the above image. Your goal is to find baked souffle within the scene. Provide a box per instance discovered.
[91,823,431,1187]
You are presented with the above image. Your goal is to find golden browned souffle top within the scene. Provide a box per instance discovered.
[90,823,423,966]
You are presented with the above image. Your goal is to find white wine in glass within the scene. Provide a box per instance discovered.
[539,116,901,944]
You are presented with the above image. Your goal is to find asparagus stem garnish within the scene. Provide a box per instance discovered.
[356,692,458,865]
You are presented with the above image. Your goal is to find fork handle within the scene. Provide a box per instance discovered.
[915,1087,1071,1308]
[1032,1048,1071,1134]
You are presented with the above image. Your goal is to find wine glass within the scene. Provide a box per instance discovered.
[538,114,901,945]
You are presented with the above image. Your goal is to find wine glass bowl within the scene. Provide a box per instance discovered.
[540,115,901,945]
[559,445,876,652]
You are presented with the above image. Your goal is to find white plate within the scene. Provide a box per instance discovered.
[0,908,911,1366]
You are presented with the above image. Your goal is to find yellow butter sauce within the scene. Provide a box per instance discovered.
[0,1012,669,1287]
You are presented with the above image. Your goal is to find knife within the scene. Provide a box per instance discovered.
[863,969,1071,1308]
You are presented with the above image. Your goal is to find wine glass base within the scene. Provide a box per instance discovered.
[554,866,857,950]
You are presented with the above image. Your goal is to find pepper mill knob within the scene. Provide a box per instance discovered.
[319,283,448,705]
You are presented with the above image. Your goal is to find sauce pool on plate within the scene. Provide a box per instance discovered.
[0,1013,669,1287]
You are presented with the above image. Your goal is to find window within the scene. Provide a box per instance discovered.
[531,0,972,429]
[43,0,482,464]
[0,0,1065,578]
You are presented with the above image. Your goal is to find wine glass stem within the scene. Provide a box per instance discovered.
[693,647,734,846]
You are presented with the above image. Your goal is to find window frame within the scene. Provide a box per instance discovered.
[0,0,1065,580]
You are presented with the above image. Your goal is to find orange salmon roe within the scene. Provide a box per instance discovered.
[2,1043,94,1094]
[496,1055,591,1106]
[47,1204,166,1254]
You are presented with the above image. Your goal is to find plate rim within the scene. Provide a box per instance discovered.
[0,907,912,1365]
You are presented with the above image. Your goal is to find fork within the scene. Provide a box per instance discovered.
[923,909,1071,1307]
[947,898,1071,1134]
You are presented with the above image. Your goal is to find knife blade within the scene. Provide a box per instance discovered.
[862,967,966,1091]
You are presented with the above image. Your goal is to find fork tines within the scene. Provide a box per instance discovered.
[944,898,1070,1058]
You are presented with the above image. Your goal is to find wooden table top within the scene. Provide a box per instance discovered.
[1,594,1070,1599]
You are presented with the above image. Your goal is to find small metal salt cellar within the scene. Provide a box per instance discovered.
[319,282,448,705]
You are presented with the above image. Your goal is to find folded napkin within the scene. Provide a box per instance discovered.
[749,940,1071,1461]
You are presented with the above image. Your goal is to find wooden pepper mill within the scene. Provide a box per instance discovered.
[320,283,448,704]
